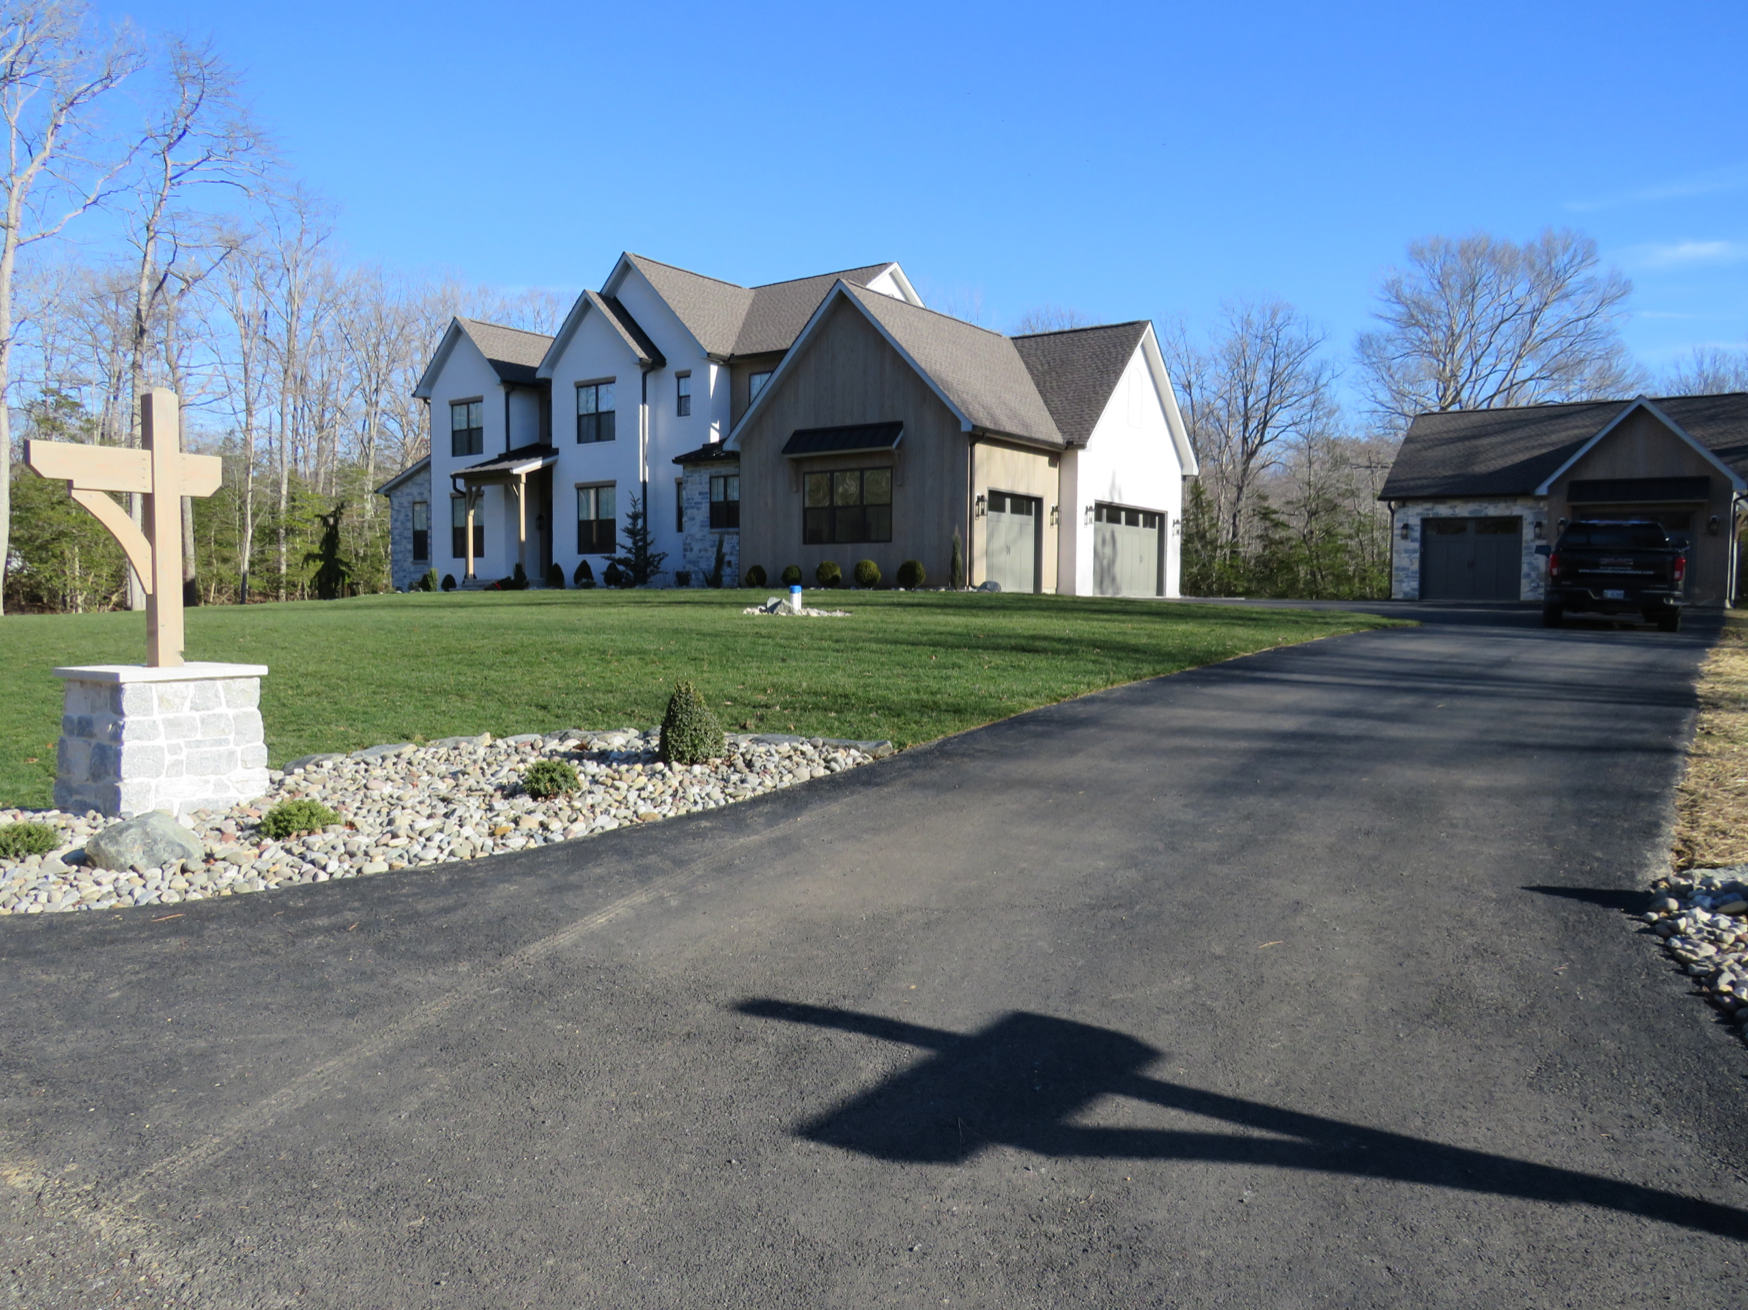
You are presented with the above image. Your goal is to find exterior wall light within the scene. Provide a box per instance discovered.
[1049,505,1059,526]
[1084,504,1095,526]
[974,493,987,518]
[1709,515,1722,536]
[1533,520,1545,540]
[1399,519,1411,540]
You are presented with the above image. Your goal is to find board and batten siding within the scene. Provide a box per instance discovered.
[733,297,972,588]
[971,439,1059,593]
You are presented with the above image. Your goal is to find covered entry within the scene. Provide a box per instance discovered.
[1421,516,1522,600]
[1093,502,1163,596]
[986,490,1040,593]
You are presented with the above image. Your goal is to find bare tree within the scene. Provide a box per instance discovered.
[1659,345,1748,397]
[1013,304,1092,335]
[1356,229,1642,432]
[1164,299,1336,555]
[0,0,142,615]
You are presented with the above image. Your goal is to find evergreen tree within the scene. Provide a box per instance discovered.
[609,492,668,586]
[303,502,354,599]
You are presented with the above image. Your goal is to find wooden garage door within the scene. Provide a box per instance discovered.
[1093,503,1164,596]
[1420,516,1522,600]
[986,491,1040,593]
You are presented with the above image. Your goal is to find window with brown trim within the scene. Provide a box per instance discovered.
[577,382,616,443]
[450,400,484,456]
[804,468,890,544]
[577,484,617,553]
[411,501,429,561]
[676,372,691,417]
[710,474,739,530]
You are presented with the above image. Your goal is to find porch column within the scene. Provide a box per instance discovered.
[464,486,479,581]
[515,472,528,579]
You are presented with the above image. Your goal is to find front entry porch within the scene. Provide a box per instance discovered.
[451,444,557,583]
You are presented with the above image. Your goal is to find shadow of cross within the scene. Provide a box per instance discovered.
[735,1000,1748,1242]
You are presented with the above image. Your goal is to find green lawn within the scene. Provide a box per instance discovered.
[0,590,1405,809]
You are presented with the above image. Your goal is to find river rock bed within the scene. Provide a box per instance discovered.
[0,728,891,915]
[1645,866,1748,1038]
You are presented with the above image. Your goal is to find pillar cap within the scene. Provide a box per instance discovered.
[53,662,269,683]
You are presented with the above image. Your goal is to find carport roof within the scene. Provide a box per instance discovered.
[1381,392,1748,500]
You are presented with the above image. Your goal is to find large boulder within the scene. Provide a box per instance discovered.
[86,811,204,872]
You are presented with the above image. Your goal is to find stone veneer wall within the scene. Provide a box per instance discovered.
[385,463,433,592]
[1390,498,1550,601]
[680,462,740,586]
[55,670,270,818]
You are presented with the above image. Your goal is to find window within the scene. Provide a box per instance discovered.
[804,468,890,544]
[451,497,484,558]
[577,484,617,553]
[450,400,484,456]
[675,478,684,532]
[411,501,429,561]
[676,372,691,417]
[577,382,616,443]
[710,474,740,530]
[749,370,773,403]
[1093,502,1161,530]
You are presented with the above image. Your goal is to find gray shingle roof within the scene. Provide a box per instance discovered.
[622,254,899,358]
[1012,322,1149,447]
[455,318,553,386]
[1381,393,1748,500]
[588,292,665,368]
[843,284,1064,447]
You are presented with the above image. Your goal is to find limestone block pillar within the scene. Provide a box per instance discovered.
[52,662,271,818]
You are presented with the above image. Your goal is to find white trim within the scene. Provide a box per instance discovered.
[412,319,467,399]
[1533,396,1747,495]
[1138,326,1198,476]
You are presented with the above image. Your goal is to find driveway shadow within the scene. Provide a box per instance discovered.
[736,1000,1748,1241]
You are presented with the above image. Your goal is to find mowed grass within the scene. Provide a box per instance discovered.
[1674,611,1748,870]
[0,589,1403,809]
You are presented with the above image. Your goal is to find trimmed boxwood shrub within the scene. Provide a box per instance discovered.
[574,560,595,588]
[441,573,457,591]
[815,560,842,588]
[854,559,881,588]
[896,559,925,589]
[780,564,802,586]
[0,821,58,859]
[676,571,693,587]
[522,759,579,799]
[546,562,565,588]
[660,681,725,765]
[260,799,341,839]
[744,564,767,587]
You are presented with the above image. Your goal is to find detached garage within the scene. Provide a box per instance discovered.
[1381,393,1748,605]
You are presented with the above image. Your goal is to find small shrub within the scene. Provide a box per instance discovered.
[896,559,925,588]
[854,559,881,588]
[546,562,565,588]
[260,799,341,839]
[707,536,726,588]
[950,529,965,589]
[603,561,624,587]
[522,759,579,799]
[512,562,529,589]
[676,570,693,587]
[745,564,767,587]
[418,568,438,592]
[660,681,725,765]
[815,560,842,588]
[441,573,457,591]
[0,821,58,859]
[574,560,595,588]
[780,564,802,586]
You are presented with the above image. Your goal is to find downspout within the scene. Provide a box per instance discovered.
[1386,499,1396,600]
[966,433,977,588]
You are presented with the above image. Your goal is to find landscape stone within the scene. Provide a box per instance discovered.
[86,811,204,872]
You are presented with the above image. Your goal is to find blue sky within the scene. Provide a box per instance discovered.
[115,0,1748,389]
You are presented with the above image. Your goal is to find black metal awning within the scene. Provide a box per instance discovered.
[672,441,741,467]
[781,421,903,458]
[452,443,558,486]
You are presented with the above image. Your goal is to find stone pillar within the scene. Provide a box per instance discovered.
[52,662,271,819]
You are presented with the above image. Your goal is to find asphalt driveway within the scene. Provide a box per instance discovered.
[3,603,1744,1308]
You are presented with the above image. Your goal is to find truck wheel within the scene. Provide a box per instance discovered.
[1658,609,1682,633]
[1542,605,1564,627]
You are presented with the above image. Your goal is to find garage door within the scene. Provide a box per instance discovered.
[1420,516,1522,600]
[1093,503,1164,596]
[986,491,1040,593]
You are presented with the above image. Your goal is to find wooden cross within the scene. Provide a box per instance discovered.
[25,389,222,668]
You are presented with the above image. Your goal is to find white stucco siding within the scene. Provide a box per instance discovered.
[1058,345,1186,597]
[508,387,542,447]
[426,335,508,580]
[545,307,648,576]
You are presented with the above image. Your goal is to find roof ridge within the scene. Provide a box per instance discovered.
[845,281,1012,340]
[458,316,554,341]
[750,263,893,290]
[1012,320,1148,340]
[624,252,750,292]
[1653,390,1748,402]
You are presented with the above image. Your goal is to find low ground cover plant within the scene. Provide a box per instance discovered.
[661,681,725,765]
[522,758,579,799]
[260,799,341,839]
[0,821,57,858]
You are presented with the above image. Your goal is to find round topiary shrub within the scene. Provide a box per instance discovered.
[745,564,767,587]
[574,560,595,588]
[854,559,881,588]
[780,564,803,586]
[441,573,457,591]
[660,681,725,765]
[815,560,842,588]
[522,759,579,799]
[0,821,58,859]
[896,559,925,589]
[260,799,341,839]
[546,562,565,588]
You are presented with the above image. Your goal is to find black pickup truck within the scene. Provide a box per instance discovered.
[1540,519,1686,631]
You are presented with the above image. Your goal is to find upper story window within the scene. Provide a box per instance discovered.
[577,381,616,443]
[749,371,773,403]
[676,372,691,417]
[450,400,484,456]
[710,474,740,530]
[804,468,891,544]
[411,501,429,561]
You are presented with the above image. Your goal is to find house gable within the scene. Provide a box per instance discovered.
[1534,397,1747,496]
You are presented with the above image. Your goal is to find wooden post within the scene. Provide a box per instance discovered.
[25,388,221,667]
[464,488,478,580]
[515,472,527,579]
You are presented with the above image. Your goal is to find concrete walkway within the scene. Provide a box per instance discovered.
[2,603,1743,1307]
